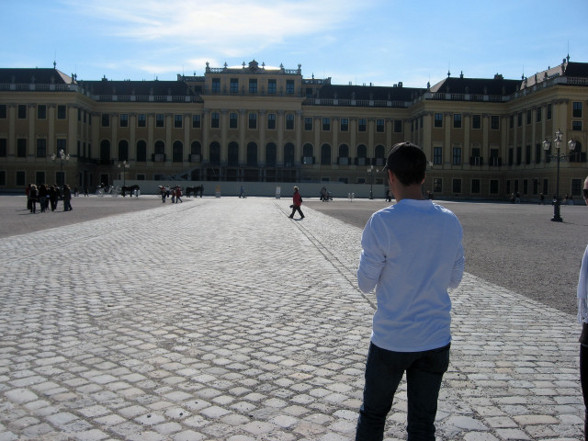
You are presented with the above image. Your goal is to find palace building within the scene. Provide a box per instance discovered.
[1,57,587,199]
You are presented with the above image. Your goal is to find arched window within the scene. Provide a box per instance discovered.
[266,143,277,167]
[191,141,201,156]
[154,140,165,162]
[172,141,183,162]
[375,144,386,166]
[357,144,367,166]
[118,140,129,162]
[338,144,349,165]
[321,143,331,165]
[247,142,258,167]
[302,143,313,164]
[136,140,146,162]
[209,142,221,166]
[228,142,239,166]
[284,143,295,167]
[100,140,110,165]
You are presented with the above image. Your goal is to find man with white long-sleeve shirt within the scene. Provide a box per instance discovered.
[355,142,465,441]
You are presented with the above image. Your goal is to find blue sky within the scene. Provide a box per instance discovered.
[3,0,588,88]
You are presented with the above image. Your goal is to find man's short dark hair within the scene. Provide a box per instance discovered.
[383,142,427,186]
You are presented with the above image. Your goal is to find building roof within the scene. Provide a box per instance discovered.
[78,79,198,96]
[430,75,520,96]
[315,83,423,102]
[0,68,73,84]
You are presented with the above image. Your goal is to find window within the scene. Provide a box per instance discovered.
[120,114,129,128]
[18,105,26,119]
[452,179,462,194]
[434,113,443,128]
[57,138,66,153]
[248,112,257,129]
[452,147,462,165]
[57,105,66,119]
[0,139,6,157]
[547,104,552,119]
[138,114,146,127]
[0,105,6,118]
[453,114,462,128]
[320,144,331,165]
[491,115,499,130]
[340,118,348,132]
[136,140,147,162]
[394,120,402,133]
[525,145,531,165]
[526,110,531,125]
[211,112,220,128]
[573,121,583,131]
[535,143,542,164]
[376,119,384,133]
[36,139,47,158]
[573,102,583,118]
[359,118,367,132]
[433,147,442,165]
[472,115,481,129]
[304,117,312,131]
[249,79,257,93]
[192,114,200,128]
[212,78,220,93]
[16,171,26,186]
[490,180,499,194]
[322,118,330,131]
[0,171,5,186]
[230,78,239,94]
[286,80,294,94]
[268,79,276,95]
[37,105,46,119]
[174,114,182,128]
[268,113,276,130]
[102,113,110,127]
[286,114,294,130]
[172,141,183,162]
[118,140,129,161]
[517,113,522,127]
[433,178,442,193]
[536,107,542,122]
[230,112,238,129]
[516,147,522,165]
[156,114,164,128]
[471,179,481,194]
[17,139,26,157]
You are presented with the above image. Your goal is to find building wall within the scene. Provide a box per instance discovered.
[1,65,587,201]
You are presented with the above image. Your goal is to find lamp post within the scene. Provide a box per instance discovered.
[542,129,576,222]
[368,165,375,199]
[51,149,70,186]
[117,160,130,187]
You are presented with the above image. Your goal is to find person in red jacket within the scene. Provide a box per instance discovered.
[289,186,305,219]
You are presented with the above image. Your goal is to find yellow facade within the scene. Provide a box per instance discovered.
[1,59,587,199]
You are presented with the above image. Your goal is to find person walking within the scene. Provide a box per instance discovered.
[577,176,588,440]
[355,142,465,441]
[63,185,72,211]
[288,186,304,219]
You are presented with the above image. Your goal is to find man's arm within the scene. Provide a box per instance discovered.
[357,223,385,293]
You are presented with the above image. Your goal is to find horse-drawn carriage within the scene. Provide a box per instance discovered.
[121,185,140,197]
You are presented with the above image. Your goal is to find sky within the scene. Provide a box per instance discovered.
[2,0,588,89]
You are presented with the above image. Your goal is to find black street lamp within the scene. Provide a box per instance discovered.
[368,165,375,199]
[543,129,576,222]
[118,160,130,187]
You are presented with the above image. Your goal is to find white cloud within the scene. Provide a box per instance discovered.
[62,0,362,56]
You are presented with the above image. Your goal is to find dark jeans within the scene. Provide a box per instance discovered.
[581,342,588,438]
[289,205,304,218]
[356,342,450,441]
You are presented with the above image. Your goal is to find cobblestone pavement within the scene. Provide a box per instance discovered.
[0,197,583,440]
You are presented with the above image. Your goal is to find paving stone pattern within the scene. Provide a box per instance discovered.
[0,198,584,440]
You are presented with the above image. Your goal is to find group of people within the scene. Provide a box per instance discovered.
[26,183,72,213]
[159,185,183,203]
